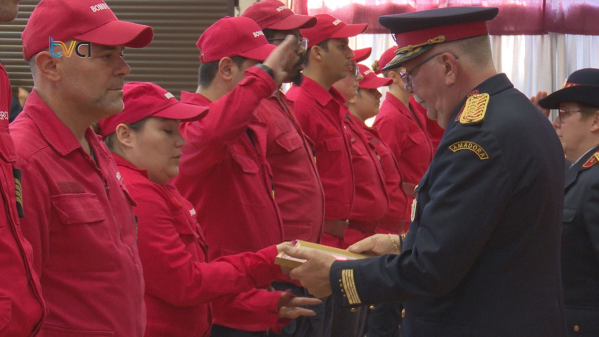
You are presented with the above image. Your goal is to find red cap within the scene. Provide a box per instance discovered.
[22,0,153,61]
[372,46,398,74]
[242,0,316,30]
[351,47,371,62]
[197,16,277,63]
[98,82,208,138]
[358,64,392,89]
[302,14,367,48]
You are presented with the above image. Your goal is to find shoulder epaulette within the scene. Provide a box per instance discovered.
[459,93,489,125]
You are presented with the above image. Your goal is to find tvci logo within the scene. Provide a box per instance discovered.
[48,37,91,58]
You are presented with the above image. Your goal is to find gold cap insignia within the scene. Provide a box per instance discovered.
[459,93,489,124]
[449,141,489,160]
[395,35,446,55]
[582,151,599,169]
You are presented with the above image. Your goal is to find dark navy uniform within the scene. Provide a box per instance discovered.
[329,73,568,336]
[561,147,599,336]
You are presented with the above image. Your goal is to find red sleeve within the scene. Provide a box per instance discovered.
[130,179,283,307]
[180,67,276,172]
[211,289,291,333]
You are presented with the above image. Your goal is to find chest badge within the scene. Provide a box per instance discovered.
[459,93,489,124]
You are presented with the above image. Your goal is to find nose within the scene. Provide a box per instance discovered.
[356,72,364,82]
[175,130,187,148]
[115,56,131,77]
[552,116,561,129]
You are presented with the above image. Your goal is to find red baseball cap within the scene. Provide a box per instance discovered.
[351,47,372,62]
[197,16,277,63]
[98,82,208,138]
[22,0,153,61]
[372,46,398,74]
[242,0,316,30]
[302,14,368,48]
[358,64,392,89]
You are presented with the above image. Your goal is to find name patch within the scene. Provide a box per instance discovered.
[449,141,489,160]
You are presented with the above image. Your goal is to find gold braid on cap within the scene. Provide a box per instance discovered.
[395,35,446,55]
[372,60,380,72]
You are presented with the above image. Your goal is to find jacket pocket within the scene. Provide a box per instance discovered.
[274,132,303,153]
[231,152,259,174]
[324,136,344,152]
[49,193,116,272]
[408,131,426,145]
[0,296,11,332]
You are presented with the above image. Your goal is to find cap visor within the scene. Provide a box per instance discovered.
[269,15,317,30]
[153,101,209,122]
[360,77,393,89]
[331,23,368,39]
[75,20,154,48]
[538,86,599,109]
[351,47,372,62]
[239,43,277,62]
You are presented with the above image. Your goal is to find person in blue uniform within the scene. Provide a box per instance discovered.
[282,7,568,337]
[538,68,599,336]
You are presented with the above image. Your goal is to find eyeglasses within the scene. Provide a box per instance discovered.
[399,52,459,91]
[557,109,583,123]
[267,36,308,51]
[348,60,359,77]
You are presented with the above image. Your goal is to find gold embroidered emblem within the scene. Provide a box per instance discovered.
[395,35,446,55]
[449,141,489,160]
[410,199,417,222]
[582,151,599,168]
[341,269,361,305]
[459,93,489,124]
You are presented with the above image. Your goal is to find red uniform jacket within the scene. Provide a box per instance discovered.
[0,63,45,336]
[287,78,355,249]
[114,154,283,337]
[363,126,409,234]
[343,115,389,246]
[373,93,434,225]
[256,91,324,243]
[173,67,286,332]
[11,91,145,336]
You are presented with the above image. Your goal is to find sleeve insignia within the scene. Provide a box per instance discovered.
[449,141,489,160]
[341,269,362,305]
[582,151,599,169]
[459,93,489,125]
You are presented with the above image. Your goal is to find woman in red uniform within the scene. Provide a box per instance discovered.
[98,82,319,337]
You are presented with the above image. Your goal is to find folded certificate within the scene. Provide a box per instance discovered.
[275,240,369,269]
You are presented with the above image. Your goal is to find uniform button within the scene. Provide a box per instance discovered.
[369,305,375,310]
[343,294,346,297]
[350,308,358,313]
[573,325,580,332]
[401,308,406,318]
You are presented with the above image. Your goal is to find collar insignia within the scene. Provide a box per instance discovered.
[582,151,599,169]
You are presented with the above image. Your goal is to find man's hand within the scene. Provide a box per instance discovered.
[277,292,322,319]
[347,234,399,256]
[530,91,550,118]
[263,35,299,88]
[284,246,335,298]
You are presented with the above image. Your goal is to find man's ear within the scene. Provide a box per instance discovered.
[218,57,235,81]
[115,124,135,148]
[35,51,61,82]
[388,71,402,85]
[590,110,599,133]
[442,53,459,87]
[309,45,324,62]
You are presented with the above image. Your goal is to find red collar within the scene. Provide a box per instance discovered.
[180,91,211,106]
[111,153,150,178]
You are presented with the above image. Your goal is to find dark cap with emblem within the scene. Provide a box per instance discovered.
[379,6,498,71]
[538,68,599,109]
